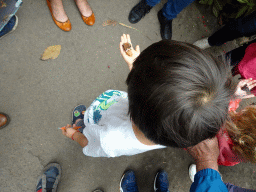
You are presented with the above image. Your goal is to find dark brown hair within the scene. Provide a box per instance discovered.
[126,40,235,148]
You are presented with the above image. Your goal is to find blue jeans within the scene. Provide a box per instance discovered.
[145,0,195,20]
[209,11,256,46]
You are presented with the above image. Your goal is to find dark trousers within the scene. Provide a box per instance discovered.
[145,0,195,20]
[226,183,256,192]
[225,38,256,71]
[209,11,256,46]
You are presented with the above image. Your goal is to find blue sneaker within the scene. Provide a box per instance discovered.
[0,15,18,39]
[35,163,61,192]
[120,170,139,192]
[154,170,169,192]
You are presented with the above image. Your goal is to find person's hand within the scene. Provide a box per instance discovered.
[119,34,140,71]
[235,78,256,99]
[187,137,219,172]
[61,124,78,139]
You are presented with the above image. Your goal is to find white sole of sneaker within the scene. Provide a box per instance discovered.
[189,164,196,182]
[119,173,125,192]
[153,172,159,191]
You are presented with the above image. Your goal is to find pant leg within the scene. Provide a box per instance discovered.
[146,0,161,7]
[208,11,256,46]
[226,38,256,67]
[225,183,256,192]
[161,0,195,20]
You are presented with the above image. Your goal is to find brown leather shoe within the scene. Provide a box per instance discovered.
[81,12,95,26]
[46,0,72,31]
[0,113,10,129]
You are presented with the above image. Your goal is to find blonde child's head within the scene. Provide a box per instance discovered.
[226,105,256,163]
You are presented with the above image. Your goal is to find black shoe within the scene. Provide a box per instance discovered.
[157,10,172,40]
[128,0,153,24]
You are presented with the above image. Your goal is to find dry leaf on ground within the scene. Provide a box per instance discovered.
[41,45,61,61]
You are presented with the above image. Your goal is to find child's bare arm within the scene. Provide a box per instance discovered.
[61,124,88,148]
[72,132,88,147]
[120,34,140,71]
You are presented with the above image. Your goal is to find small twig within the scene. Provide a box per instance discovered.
[102,20,117,27]
[102,19,152,41]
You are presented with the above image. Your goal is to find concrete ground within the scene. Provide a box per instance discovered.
[1,0,256,191]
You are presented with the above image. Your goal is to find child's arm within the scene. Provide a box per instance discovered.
[120,34,140,71]
[61,124,88,148]
[234,78,256,99]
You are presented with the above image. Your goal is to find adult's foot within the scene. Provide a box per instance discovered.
[128,0,152,24]
[0,113,10,129]
[0,15,18,39]
[50,0,69,22]
[75,0,93,17]
[193,37,211,49]
[154,170,170,192]
[120,170,139,192]
[36,163,61,192]
[157,10,172,40]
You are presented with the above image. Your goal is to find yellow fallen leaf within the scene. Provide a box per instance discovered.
[41,45,61,60]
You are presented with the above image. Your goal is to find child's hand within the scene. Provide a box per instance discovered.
[61,124,78,139]
[235,78,256,99]
[120,34,140,71]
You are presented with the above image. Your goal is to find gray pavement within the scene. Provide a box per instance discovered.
[1,0,256,191]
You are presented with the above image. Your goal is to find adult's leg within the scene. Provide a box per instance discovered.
[146,0,161,7]
[161,0,195,20]
[226,38,256,68]
[226,183,256,192]
[208,11,256,46]
[48,0,68,22]
[157,0,195,39]
[46,0,71,31]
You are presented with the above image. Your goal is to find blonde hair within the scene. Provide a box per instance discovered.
[226,106,256,163]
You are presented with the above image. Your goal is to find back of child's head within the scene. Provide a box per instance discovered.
[226,106,256,163]
[126,40,234,148]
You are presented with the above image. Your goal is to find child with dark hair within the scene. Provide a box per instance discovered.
[61,34,234,157]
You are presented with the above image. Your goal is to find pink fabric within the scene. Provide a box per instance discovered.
[217,129,241,166]
[237,43,256,95]
[217,99,242,166]
[228,99,242,112]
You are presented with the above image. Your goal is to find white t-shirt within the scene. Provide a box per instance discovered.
[82,90,166,157]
